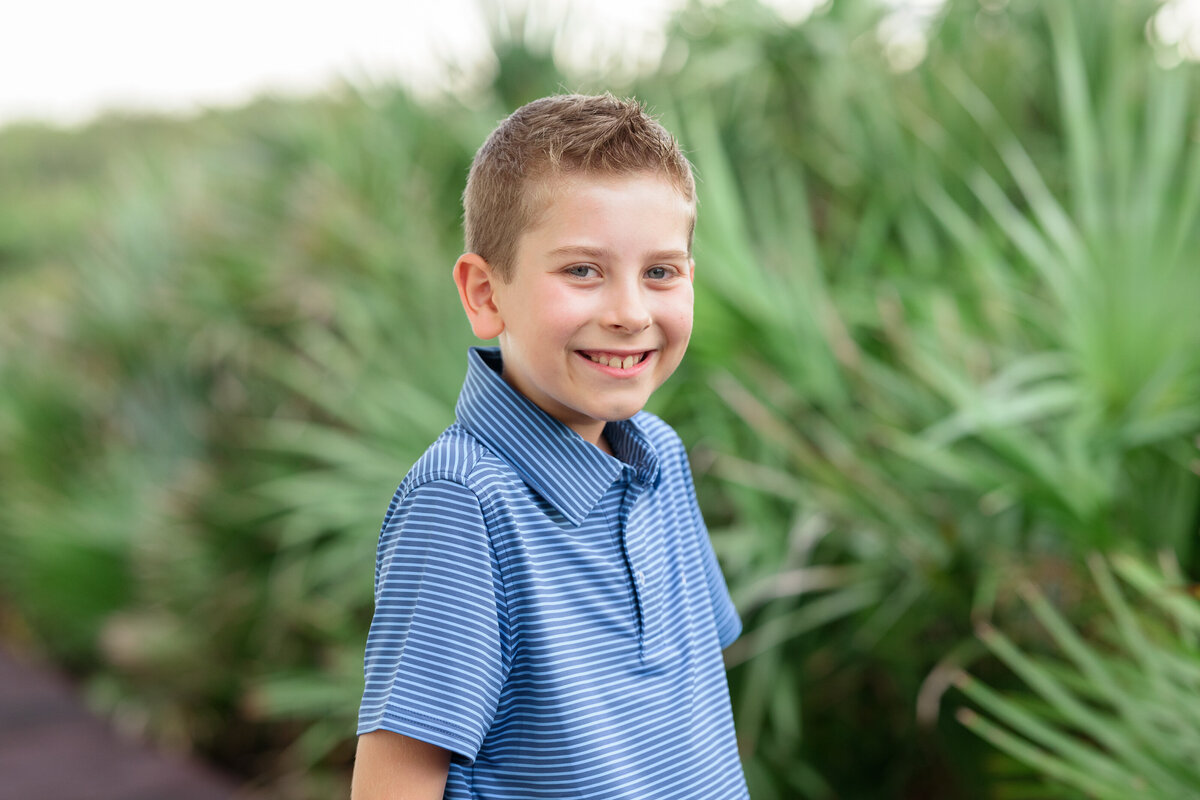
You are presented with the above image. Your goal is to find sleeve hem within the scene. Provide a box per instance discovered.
[357,714,483,765]
[717,611,743,650]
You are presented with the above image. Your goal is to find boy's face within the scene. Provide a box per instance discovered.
[489,172,695,448]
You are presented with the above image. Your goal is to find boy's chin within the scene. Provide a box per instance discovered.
[592,401,649,424]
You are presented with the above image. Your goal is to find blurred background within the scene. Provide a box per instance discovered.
[2,0,1199,797]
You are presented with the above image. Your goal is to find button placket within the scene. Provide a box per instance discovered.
[622,478,662,662]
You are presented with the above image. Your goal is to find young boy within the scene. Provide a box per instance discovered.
[352,94,748,799]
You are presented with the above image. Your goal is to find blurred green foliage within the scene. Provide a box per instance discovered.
[958,553,1200,799]
[1,0,1198,797]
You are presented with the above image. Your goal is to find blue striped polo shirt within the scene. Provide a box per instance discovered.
[359,347,748,799]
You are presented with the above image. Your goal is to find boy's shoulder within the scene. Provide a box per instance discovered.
[399,423,491,493]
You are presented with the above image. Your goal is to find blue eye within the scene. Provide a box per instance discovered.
[647,266,671,279]
[566,264,596,278]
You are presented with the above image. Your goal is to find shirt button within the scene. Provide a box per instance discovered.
[636,570,645,586]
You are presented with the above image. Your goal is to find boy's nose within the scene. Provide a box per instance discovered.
[602,282,652,333]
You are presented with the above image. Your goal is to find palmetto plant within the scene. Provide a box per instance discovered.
[897,0,1200,555]
[957,553,1200,799]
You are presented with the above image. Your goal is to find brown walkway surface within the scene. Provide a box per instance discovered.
[0,647,241,800]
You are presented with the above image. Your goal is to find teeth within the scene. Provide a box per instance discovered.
[587,352,644,369]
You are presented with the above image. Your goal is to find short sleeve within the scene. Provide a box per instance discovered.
[679,447,743,649]
[357,479,507,765]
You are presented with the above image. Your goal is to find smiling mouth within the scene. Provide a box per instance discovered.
[579,351,650,370]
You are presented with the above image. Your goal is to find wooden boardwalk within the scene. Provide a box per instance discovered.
[0,647,240,800]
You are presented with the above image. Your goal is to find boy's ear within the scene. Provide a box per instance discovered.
[688,258,696,282]
[453,253,506,340]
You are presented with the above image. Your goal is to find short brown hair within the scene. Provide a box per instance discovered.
[462,93,696,280]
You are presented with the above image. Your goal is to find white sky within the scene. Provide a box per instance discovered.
[0,0,680,125]
[0,0,843,126]
[2,0,1196,127]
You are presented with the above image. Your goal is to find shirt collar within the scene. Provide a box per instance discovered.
[455,347,661,526]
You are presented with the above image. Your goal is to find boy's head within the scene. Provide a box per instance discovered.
[454,94,698,452]
[462,93,696,281]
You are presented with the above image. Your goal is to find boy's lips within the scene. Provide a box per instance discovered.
[576,349,655,373]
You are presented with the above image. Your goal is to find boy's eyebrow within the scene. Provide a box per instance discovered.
[547,245,691,261]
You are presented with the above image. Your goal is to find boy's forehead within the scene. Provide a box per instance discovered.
[523,170,695,229]
[533,169,691,200]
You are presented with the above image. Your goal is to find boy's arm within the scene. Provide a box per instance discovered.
[350,730,450,800]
